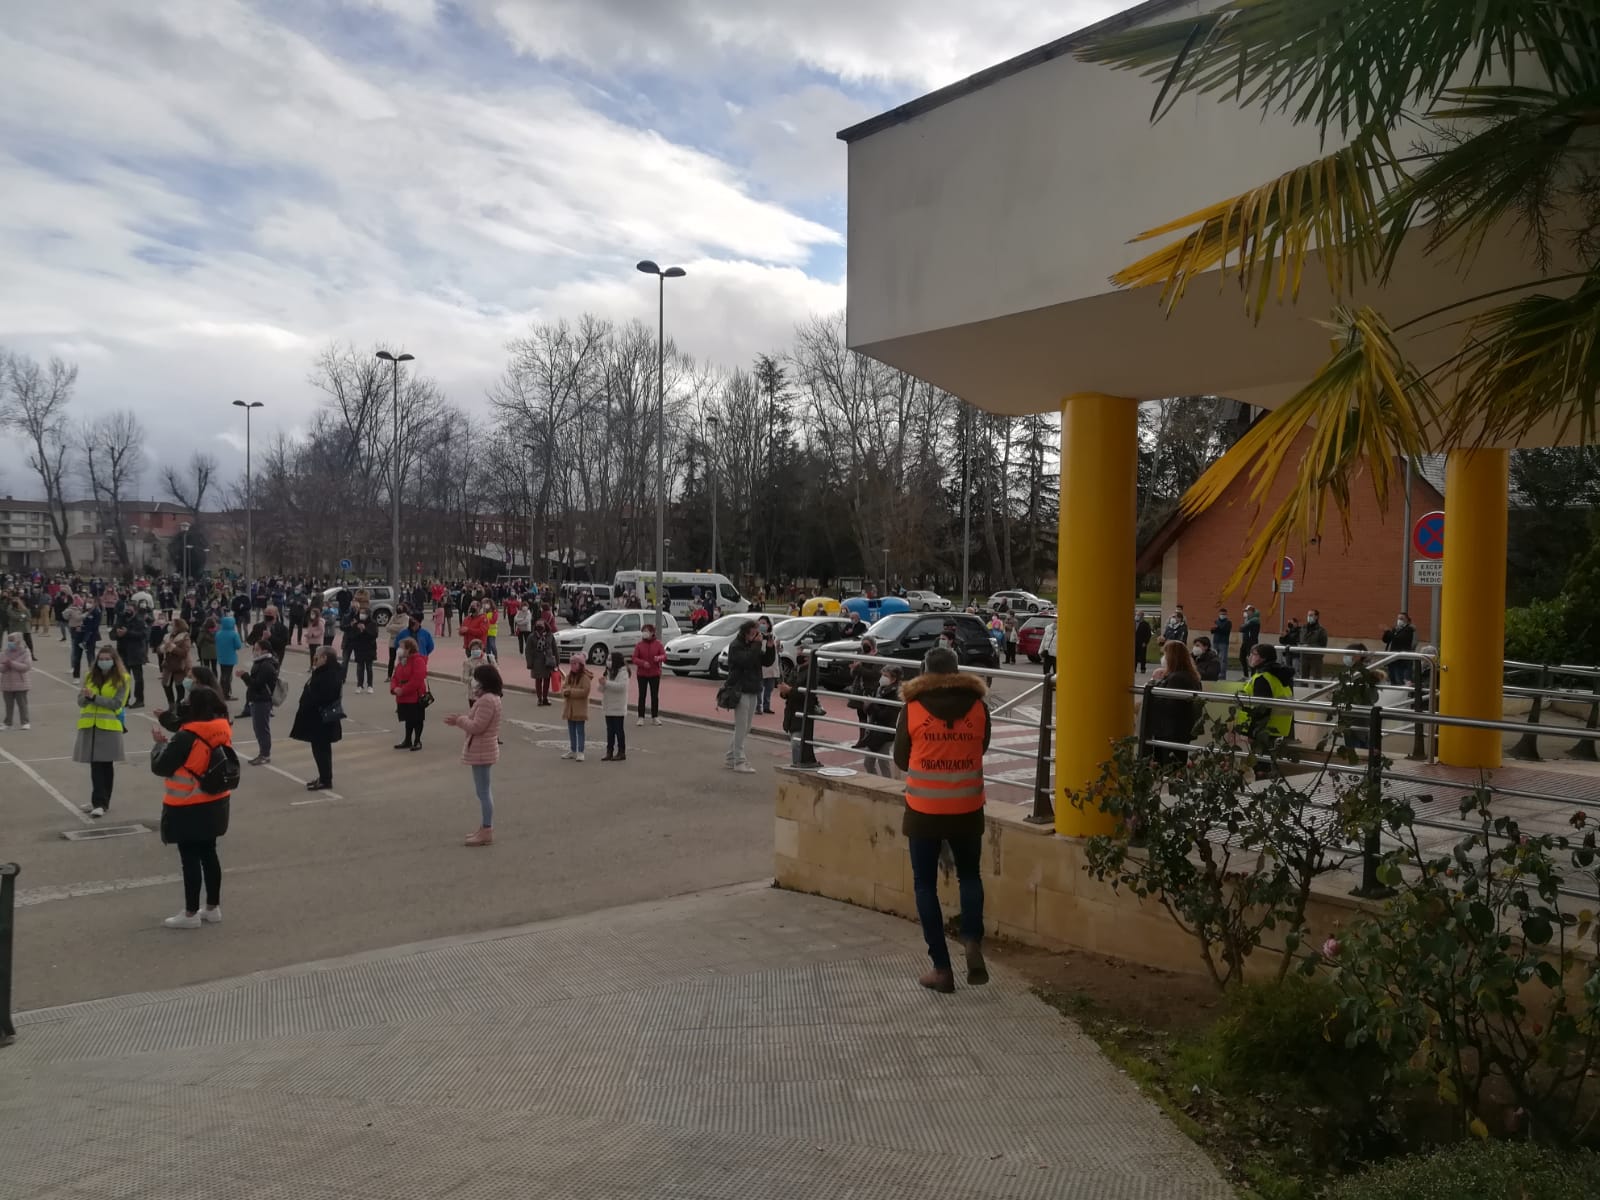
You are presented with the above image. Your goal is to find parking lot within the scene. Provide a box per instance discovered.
[1,647,778,1011]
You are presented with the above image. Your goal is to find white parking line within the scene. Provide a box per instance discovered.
[0,745,93,824]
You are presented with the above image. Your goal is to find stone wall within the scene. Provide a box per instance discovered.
[774,767,1370,979]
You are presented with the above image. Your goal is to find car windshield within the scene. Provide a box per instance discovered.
[865,613,919,641]
[579,612,618,630]
[771,619,808,640]
[1022,616,1050,631]
[698,615,747,637]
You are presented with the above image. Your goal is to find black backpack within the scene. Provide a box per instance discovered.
[197,735,242,794]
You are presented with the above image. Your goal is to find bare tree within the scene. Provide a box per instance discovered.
[163,451,218,517]
[79,410,146,569]
[2,350,79,570]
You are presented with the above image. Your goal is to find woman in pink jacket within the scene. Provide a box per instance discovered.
[630,623,667,727]
[443,663,502,846]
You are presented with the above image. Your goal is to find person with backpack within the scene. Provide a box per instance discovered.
[149,684,235,929]
[238,639,280,766]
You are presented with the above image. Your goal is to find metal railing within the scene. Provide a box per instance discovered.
[1133,677,1600,901]
[1,862,17,1047]
[791,648,1057,824]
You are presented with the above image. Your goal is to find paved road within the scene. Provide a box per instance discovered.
[5,884,1231,1200]
[0,648,776,1010]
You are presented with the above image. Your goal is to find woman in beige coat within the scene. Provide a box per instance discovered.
[559,653,591,762]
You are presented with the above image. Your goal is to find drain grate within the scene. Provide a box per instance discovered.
[61,824,150,842]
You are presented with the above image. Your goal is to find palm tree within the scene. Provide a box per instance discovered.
[1079,0,1599,591]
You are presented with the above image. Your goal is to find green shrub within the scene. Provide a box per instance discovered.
[1213,974,1354,1080]
[1504,596,1573,667]
[1326,1141,1600,1200]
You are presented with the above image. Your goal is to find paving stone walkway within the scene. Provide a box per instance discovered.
[2,884,1230,1199]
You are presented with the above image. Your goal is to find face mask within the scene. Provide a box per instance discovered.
[469,648,482,660]
[1192,646,1203,656]
[1342,655,1354,667]
[182,677,196,692]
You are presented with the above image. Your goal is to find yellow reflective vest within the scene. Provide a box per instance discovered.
[78,675,130,732]
[1236,670,1293,739]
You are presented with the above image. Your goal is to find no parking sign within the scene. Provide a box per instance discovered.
[1412,511,1445,560]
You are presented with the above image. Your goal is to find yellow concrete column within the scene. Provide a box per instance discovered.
[1437,448,1509,768]
[1055,392,1137,836]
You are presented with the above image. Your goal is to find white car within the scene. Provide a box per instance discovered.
[664,614,750,677]
[556,609,681,666]
[321,585,398,626]
[713,615,856,676]
[988,589,1049,614]
[905,590,951,612]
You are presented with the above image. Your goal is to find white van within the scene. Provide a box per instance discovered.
[611,570,752,619]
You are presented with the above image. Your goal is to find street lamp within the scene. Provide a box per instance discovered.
[706,414,720,577]
[231,400,264,611]
[664,537,672,574]
[179,521,191,590]
[882,546,890,593]
[636,259,685,632]
[376,350,415,602]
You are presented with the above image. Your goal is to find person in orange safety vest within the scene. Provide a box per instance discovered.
[149,684,234,930]
[893,646,992,994]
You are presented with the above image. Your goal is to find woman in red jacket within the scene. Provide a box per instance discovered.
[630,622,666,727]
[389,635,430,750]
[459,603,489,657]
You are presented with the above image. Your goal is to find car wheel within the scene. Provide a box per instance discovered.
[780,657,794,676]
[706,658,721,680]
[587,643,608,666]
[373,609,391,627]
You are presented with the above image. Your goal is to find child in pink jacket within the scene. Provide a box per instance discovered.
[444,662,503,846]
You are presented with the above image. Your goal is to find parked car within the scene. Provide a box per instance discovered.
[713,615,854,676]
[321,585,398,626]
[1018,613,1055,662]
[814,611,999,692]
[556,609,681,666]
[1040,620,1057,675]
[664,614,750,677]
[904,589,951,612]
[988,589,1049,614]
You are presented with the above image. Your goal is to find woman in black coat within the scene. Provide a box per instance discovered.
[1146,641,1202,766]
[290,646,343,790]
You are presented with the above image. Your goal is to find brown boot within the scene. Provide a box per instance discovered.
[918,967,955,994]
[464,826,494,847]
[962,939,989,986]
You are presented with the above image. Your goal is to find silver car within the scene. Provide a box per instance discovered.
[905,590,951,612]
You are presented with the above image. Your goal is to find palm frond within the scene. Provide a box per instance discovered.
[1181,307,1437,594]
[1078,0,1597,139]
[1445,273,1600,446]
[1113,130,1399,318]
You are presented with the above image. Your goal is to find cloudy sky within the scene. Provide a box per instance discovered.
[1,0,1125,495]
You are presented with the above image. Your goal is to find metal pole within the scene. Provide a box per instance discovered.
[1024,673,1056,825]
[1351,705,1394,899]
[798,651,820,767]
[710,434,718,577]
[960,411,971,607]
[655,274,666,635]
[391,360,401,603]
[0,862,16,1046]
[882,547,889,593]
[1400,457,1413,619]
[244,406,253,602]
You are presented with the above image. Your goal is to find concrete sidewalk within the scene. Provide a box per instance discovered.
[5,884,1229,1199]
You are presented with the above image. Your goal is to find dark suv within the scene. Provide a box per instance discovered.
[814,612,999,692]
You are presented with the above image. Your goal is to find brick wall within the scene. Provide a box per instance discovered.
[1170,430,1448,646]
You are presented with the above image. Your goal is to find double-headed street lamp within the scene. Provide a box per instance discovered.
[706,414,720,577]
[636,260,685,631]
[231,400,263,606]
[376,350,415,600]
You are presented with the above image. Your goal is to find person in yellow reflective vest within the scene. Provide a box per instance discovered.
[1235,643,1296,764]
[893,646,992,995]
[73,646,131,818]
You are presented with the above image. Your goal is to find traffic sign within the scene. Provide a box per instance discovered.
[1278,578,1295,594]
[339,558,352,571]
[1280,556,1295,580]
[1412,559,1443,587]
[1412,511,1445,560]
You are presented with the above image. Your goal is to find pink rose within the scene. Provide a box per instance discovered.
[1322,937,1342,962]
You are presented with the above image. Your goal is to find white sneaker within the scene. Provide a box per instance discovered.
[733,763,756,774]
[560,751,574,760]
[636,718,643,727]
[653,718,662,726]
[201,906,222,924]
[19,723,28,730]
[575,752,585,762]
[163,912,201,929]
[88,806,106,819]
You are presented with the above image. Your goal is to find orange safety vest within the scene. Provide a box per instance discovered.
[904,699,986,815]
[163,718,233,808]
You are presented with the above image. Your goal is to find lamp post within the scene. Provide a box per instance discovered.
[636,260,686,632]
[179,521,191,590]
[664,538,672,574]
[231,400,263,609]
[524,441,539,583]
[882,546,890,593]
[129,526,141,575]
[706,414,720,577]
[376,351,415,603]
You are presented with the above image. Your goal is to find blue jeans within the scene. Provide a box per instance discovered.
[760,677,776,712]
[567,720,585,753]
[471,763,493,826]
[907,835,984,971]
